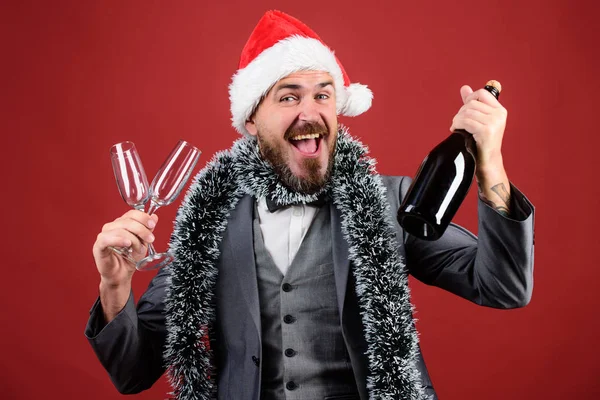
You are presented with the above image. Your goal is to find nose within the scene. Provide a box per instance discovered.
[298,98,321,124]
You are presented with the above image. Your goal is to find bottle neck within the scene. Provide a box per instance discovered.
[484,85,500,99]
[451,129,477,157]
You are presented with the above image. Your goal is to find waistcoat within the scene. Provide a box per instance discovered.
[253,205,359,399]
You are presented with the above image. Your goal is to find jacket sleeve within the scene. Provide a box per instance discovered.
[84,266,170,394]
[392,175,535,309]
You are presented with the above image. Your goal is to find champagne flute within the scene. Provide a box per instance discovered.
[109,141,151,265]
[136,140,201,271]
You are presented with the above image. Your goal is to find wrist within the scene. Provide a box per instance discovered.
[100,274,132,291]
[475,154,505,184]
[99,277,132,323]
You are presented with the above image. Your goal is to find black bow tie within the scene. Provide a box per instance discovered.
[265,193,329,213]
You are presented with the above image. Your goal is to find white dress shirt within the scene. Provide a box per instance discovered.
[256,197,320,275]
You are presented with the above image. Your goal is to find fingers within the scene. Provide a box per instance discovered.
[459,99,494,115]
[460,85,473,104]
[94,211,158,256]
[105,212,157,239]
[450,106,494,132]
[95,226,152,256]
[451,115,486,134]
[119,209,157,230]
[95,231,132,250]
[103,221,154,247]
[462,86,502,108]
[451,84,506,132]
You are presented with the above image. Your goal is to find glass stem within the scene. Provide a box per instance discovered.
[146,200,160,215]
[145,200,161,256]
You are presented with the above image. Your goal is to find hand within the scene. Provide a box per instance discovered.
[92,210,158,287]
[449,85,508,169]
[450,84,512,215]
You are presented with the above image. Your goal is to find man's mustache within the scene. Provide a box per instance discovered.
[284,122,328,140]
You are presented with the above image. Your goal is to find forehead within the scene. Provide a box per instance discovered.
[272,70,334,89]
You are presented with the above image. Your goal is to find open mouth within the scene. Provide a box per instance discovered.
[288,133,323,155]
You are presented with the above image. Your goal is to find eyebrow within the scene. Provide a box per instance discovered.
[274,81,334,93]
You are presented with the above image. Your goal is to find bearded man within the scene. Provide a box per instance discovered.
[86,10,535,400]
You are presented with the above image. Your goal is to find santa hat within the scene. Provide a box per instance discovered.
[229,10,373,136]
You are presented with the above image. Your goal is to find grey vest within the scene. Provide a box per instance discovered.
[253,205,359,400]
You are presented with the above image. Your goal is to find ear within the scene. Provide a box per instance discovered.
[245,118,258,136]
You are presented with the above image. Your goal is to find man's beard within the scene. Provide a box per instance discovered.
[257,122,336,195]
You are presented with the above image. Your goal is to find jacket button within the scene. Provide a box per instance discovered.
[285,381,298,391]
[282,283,293,292]
[251,356,260,367]
[283,314,296,324]
[284,348,296,357]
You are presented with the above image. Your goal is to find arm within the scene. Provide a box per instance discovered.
[85,211,167,393]
[402,84,535,307]
[85,267,169,393]
[400,176,534,308]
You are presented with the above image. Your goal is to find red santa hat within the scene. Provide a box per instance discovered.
[229,10,373,136]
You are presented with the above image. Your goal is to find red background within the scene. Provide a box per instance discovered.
[1,1,599,399]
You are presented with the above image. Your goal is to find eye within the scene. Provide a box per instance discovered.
[280,95,297,102]
[316,94,330,100]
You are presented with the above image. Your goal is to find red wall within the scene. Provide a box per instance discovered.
[2,1,599,398]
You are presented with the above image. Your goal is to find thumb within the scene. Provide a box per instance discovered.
[460,85,473,104]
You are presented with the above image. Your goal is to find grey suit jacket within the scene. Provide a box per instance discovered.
[85,175,535,399]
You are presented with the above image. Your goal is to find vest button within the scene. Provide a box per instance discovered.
[285,381,298,391]
[251,356,260,367]
[284,348,296,357]
[283,314,296,324]
[282,283,293,292]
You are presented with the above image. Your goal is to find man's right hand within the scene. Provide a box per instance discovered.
[92,210,158,322]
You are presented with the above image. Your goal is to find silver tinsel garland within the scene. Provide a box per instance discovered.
[164,128,428,399]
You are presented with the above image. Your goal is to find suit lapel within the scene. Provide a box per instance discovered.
[330,202,351,321]
[221,194,261,335]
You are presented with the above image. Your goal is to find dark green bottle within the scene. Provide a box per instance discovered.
[397,81,501,240]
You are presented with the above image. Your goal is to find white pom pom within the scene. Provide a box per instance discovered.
[341,83,373,117]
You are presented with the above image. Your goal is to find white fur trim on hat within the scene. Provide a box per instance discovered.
[229,35,372,136]
[342,83,374,117]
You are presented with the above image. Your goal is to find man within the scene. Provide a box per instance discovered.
[86,10,534,400]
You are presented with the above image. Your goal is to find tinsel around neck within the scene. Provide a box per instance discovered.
[231,127,366,204]
[164,126,427,400]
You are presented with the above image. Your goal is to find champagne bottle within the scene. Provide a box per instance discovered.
[397,80,501,240]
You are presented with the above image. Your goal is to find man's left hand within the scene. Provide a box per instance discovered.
[449,85,507,170]
[450,84,512,216]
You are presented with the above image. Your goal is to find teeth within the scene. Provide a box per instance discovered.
[290,133,321,141]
